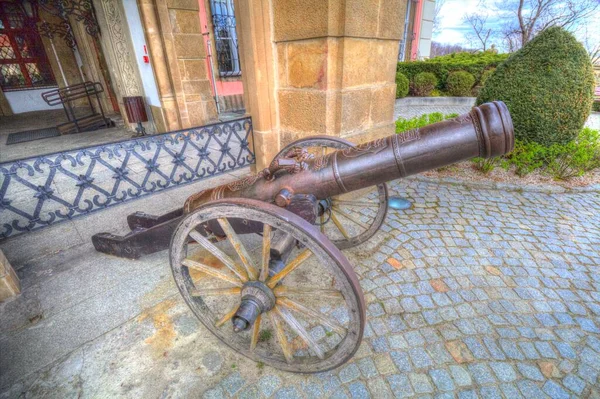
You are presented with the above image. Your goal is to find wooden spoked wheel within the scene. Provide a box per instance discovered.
[170,198,366,373]
[274,136,388,249]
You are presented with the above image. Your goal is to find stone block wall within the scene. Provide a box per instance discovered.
[235,0,407,169]
[273,0,406,147]
[138,0,217,132]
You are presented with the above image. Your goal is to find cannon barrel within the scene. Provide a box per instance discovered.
[184,101,514,213]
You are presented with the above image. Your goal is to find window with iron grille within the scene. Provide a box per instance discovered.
[0,1,55,91]
[210,0,240,77]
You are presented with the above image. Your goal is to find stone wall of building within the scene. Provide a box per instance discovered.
[137,0,218,132]
[235,0,407,169]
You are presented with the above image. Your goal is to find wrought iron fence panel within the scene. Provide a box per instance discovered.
[0,117,254,240]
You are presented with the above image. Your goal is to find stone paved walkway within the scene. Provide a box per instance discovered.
[1,177,599,398]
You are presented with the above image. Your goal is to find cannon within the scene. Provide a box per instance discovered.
[92,101,514,372]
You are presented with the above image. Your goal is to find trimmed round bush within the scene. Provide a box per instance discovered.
[411,72,437,96]
[395,72,409,98]
[446,71,475,96]
[477,27,595,145]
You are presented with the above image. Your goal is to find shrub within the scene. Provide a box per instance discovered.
[397,52,509,91]
[472,157,500,174]
[476,27,595,146]
[504,141,549,176]
[446,71,475,96]
[395,72,409,98]
[546,128,600,179]
[593,102,600,112]
[411,72,437,96]
[479,68,495,86]
[396,112,458,133]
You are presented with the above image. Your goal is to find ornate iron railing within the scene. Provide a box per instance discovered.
[0,117,254,240]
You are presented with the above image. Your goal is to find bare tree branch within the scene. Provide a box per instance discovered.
[498,0,600,50]
[464,12,495,51]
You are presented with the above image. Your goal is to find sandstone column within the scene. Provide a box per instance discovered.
[235,0,407,170]
[137,0,217,132]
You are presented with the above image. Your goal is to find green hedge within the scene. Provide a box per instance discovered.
[397,51,509,91]
[395,72,409,98]
[446,71,475,96]
[477,27,595,146]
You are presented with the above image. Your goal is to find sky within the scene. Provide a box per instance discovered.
[432,0,600,52]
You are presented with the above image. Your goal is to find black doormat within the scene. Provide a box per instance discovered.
[6,127,61,145]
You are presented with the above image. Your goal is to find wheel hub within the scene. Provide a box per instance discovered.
[232,281,276,332]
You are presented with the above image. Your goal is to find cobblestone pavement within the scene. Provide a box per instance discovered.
[1,178,600,398]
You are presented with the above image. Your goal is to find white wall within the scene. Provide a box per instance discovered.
[5,87,58,113]
[122,1,161,107]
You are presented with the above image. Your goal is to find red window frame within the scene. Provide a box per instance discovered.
[0,1,56,91]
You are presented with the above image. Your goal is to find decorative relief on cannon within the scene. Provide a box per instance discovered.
[396,128,421,144]
[341,137,387,158]
[312,154,330,171]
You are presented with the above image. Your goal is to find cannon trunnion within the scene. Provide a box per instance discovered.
[92,101,514,372]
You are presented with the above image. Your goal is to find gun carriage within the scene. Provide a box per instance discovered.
[93,101,514,372]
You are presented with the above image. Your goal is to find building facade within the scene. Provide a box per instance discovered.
[1,0,409,169]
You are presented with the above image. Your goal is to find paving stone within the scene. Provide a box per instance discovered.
[238,385,261,399]
[449,365,472,387]
[348,381,370,399]
[407,373,433,395]
[203,387,226,399]
[489,362,517,382]
[468,363,496,385]
[339,364,361,384]
[517,380,547,397]
[562,374,586,395]
[367,377,394,399]
[258,375,282,397]
[429,369,455,392]
[387,374,414,398]
[221,372,245,396]
[542,380,570,399]
[275,386,302,399]
[357,357,378,378]
[517,363,545,381]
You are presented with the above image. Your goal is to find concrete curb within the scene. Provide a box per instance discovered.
[405,175,600,194]
[395,97,476,106]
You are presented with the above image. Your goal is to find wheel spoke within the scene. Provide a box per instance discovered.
[182,259,243,287]
[217,218,258,280]
[267,249,312,288]
[331,207,369,230]
[190,287,241,297]
[329,212,350,239]
[274,286,343,299]
[270,311,294,363]
[189,230,249,282]
[274,306,325,359]
[250,313,262,351]
[277,297,346,335]
[332,199,380,207]
[260,224,272,282]
[215,304,239,327]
